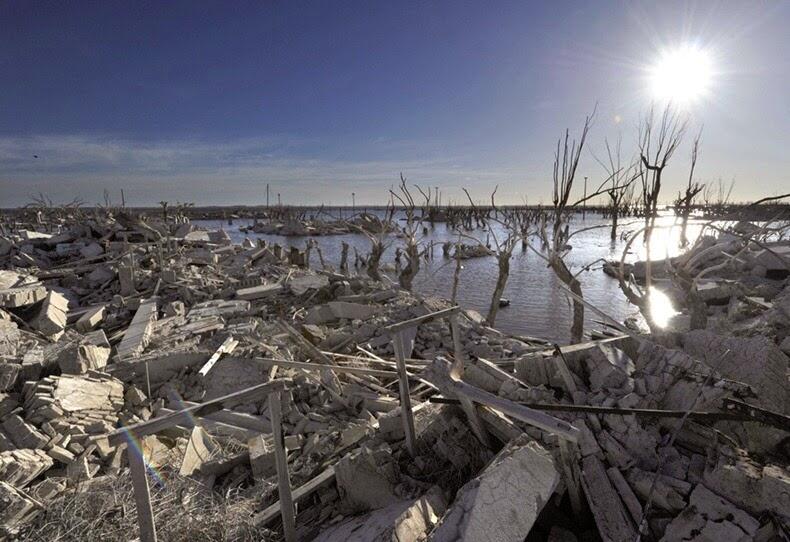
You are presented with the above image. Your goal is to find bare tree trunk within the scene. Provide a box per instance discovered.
[398,242,420,290]
[610,207,619,241]
[366,242,384,281]
[679,210,690,247]
[550,256,584,343]
[485,253,510,326]
[339,241,349,274]
[451,247,462,304]
[688,286,708,330]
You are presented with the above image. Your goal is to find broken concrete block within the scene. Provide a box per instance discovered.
[58,343,110,374]
[335,445,404,513]
[0,320,21,357]
[751,245,790,276]
[0,284,47,309]
[28,478,66,501]
[289,274,330,296]
[79,242,103,259]
[680,331,788,453]
[75,305,105,332]
[118,265,136,296]
[626,467,688,513]
[305,301,379,324]
[124,386,147,407]
[180,427,215,477]
[581,455,637,542]
[660,484,758,541]
[1,415,49,449]
[0,449,53,487]
[0,363,21,392]
[235,283,283,301]
[249,434,276,480]
[66,455,93,481]
[30,290,68,340]
[24,374,124,441]
[702,453,790,519]
[585,344,634,392]
[187,299,250,320]
[116,298,158,359]
[47,445,76,464]
[0,481,39,537]
[695,280,734,305]
[140,435,171,469]
[429,435,559,542]
[87,265,115,286]
[164,300,186,317]
[315,486,447,542]
[0,393,19,418]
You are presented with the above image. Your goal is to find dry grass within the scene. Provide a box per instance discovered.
[18,470,278,542]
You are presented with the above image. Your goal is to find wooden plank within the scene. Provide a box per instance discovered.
[252,357,397,378]
[155,407,260,440]
[164,400,270,432]
[424,358,579,442]
[198,336,239,377]
[384,305,461,334]
[106,379,289,447]
[429,397,755,423]
[269,391,296,542]
[129,446,157,542]
[497,335,630,367]
[392,331,417,457]
[253,466,336,526]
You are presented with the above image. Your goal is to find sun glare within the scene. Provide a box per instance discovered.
[648,287,680,329]
[649,45,713,103]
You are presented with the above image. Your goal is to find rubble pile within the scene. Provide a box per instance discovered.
[0,212,787,541]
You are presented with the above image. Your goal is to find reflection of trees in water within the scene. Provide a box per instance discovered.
[190,217,696,343]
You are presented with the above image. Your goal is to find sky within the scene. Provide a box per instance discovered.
[1,0,788,207]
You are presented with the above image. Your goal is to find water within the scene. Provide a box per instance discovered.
[193,212,710,343]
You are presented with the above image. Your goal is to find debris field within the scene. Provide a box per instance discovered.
[0,210,788,541]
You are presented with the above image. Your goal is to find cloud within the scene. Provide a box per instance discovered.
[0,134,537,206]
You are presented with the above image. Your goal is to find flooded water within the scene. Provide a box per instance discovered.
[194,212,711,343]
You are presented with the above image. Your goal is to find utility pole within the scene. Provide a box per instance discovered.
[352,192,355,210]
[278,193,281,207]
[583,176,588,219]
[266,184,270,208]
[435,186,439,207]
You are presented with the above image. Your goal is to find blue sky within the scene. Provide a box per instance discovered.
[1,0,788,206]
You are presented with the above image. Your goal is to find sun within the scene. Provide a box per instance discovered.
[649,45,713,103]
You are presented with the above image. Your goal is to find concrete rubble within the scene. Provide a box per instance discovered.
[0,210,787,541]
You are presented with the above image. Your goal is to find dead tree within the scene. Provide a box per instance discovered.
[613,106,687,331]
[458,186,524,327]
[638,105,687,294]
[339,241,350,274]
[541,112,595,343]
[390,174,431,291]
[350,204,394,282]
[702,178,735,217]
[593,135,638,241]
[675,129,705,246]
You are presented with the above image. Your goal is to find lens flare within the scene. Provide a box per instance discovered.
[649,45,713,103]
[648,286,680,329]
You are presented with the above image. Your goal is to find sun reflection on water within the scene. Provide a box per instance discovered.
[648,286,680,329]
